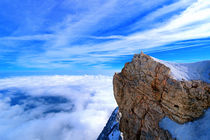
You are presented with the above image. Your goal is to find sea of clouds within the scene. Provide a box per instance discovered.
[1,75,209,140]
[0,75,117,140]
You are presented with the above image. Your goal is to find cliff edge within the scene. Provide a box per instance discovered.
[113,52,210,140]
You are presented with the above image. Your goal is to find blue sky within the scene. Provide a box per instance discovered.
[0,0,210,76]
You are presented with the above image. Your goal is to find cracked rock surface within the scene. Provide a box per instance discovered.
[113,52,210,140]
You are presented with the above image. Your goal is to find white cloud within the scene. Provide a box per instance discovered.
[0,75,117,140]
[12,0,210,68]
[1,0,210,69]
[0,34,55,41]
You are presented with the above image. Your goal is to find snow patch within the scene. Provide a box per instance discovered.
[152,57,210,83]
[159,108,210,140]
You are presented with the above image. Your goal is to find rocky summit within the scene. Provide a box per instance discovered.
[113,52,210,140]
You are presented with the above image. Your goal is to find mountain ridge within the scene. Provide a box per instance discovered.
[99,52,210,140]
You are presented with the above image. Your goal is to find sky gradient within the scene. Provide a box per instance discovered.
[0,1,210,139]
[0,0,210,76]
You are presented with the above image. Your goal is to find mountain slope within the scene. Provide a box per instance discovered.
[97,107,122,140]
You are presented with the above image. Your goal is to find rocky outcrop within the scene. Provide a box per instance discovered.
[113,52,210,140]
[97,107,122,140]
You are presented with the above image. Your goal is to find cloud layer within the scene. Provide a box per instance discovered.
[0,75,116,140]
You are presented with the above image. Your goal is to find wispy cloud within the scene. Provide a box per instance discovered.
[0,0,210,71]
[0,34,55,41]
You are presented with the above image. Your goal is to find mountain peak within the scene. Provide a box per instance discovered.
[113,53,210,139]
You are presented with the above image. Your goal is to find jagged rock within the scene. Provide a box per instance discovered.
[113,52,210,140]
[97,107,122,140]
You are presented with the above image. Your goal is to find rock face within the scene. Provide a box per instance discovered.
[97,107,122,140]
[113,52,210,140]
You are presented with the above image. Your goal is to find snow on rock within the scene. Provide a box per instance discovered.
[152,57,210,83]
[153,57,210,140]
[97,107,122,140]
[113,52,210,139]
[159,108,210,140]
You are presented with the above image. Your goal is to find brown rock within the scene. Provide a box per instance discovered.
[113,52,210,140]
